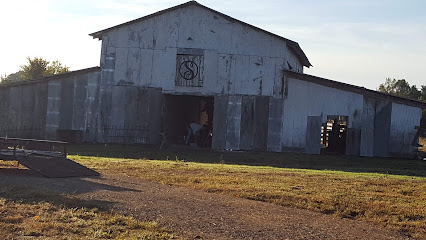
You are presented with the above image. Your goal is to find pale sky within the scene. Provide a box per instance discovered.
[0,0,425,90]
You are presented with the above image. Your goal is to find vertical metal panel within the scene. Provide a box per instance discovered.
[217,54,232,94]
[232,55,250,95]
[110,86,127,129]
[0,88,10,133]
[360,96,375,157]
[34,82,48,139]
[177,6,195,49]
[84,72,101,142]
[20,85,35,138]
[226,95,242,150]
[147,88,163,144]
[138,49,154,86]
[73,74,88,131]
[202,50,218,92]
[248,56,265,96]
[305,116,322,154]
[123,87,138,130]
[267,98,283,152]
[59,77,75,130]
[212,95,228,150]
[113,47,129,84]
[97,85,113,142]
[373,100,392,157]
[127,48,141,83]
[136,88,150,132]
[240,96,255,150]
[8,86,23,137]
[253,96,269,151]
[45,80,62,140]
[346,128,361,156]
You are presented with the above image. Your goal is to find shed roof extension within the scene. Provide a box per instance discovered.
[283,70,426,109]
[89,1,312,68]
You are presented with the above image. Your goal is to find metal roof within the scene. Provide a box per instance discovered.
[89,1,312,68]
[283,70,426,109]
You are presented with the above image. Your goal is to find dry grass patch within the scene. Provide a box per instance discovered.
[0,184,178,239]
[72,155,426,239]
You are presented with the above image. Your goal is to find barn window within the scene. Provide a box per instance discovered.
[175,54,204,87]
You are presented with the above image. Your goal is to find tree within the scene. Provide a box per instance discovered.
[421,85,426,101]
[378,78,424,100]
[1,57,69,83]
[0,71,22,83]
[20,57,69,80]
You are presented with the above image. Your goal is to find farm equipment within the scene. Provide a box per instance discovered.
[0,137,98,178]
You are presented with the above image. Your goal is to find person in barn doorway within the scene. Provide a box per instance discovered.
[185,123,205,146]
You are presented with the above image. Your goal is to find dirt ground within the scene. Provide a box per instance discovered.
[0,169,413,240]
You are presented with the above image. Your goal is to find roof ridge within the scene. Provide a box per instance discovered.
[88,1,312,67]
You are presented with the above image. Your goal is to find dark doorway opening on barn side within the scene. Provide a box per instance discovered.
[321,115,348,155]
[163,94,214,147]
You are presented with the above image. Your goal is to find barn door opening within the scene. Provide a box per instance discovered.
[163,94,214,147]
[321,115,348,154]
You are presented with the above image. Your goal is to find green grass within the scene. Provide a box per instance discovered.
[0,180,178,239]
[67,144,426,239]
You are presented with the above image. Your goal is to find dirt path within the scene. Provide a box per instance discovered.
[0,170,412,240]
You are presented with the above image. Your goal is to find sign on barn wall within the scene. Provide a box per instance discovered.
[175,54,204,87]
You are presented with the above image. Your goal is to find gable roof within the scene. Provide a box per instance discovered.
[89,1,312,67]
[283,70,426,109]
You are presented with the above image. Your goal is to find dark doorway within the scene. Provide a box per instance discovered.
[163,94,214,147]
[321,115,348,154]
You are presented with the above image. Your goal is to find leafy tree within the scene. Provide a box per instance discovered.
[421,85,426,101]
[20,57,69,80]
[1,57,69,83]
[0,71,22,83]
[378,78,422,99]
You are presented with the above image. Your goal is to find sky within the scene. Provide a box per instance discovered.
[0,0,425,90]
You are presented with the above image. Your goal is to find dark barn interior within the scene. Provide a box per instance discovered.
[163,94,214,146]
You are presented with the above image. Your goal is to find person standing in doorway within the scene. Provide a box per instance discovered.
[186,123,204,146]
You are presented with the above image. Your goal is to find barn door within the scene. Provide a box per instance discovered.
[346,128,361,156]
[306,116,322,154]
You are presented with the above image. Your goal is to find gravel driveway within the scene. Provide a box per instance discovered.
[0,169,412,240]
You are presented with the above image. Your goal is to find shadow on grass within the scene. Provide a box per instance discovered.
[0,168,141,211]
[68,143,426,178]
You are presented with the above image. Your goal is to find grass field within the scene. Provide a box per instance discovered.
[0,163,178,239]
[67,143,426,239]
[1,142,425,239]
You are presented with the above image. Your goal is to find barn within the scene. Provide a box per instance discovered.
[0,1,425,158]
